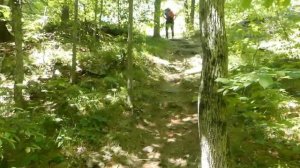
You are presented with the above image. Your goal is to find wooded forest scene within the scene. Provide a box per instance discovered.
[0,0,300,167]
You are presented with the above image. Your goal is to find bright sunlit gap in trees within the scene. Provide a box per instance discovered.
[162,0,186,38]
[146,0,186,37]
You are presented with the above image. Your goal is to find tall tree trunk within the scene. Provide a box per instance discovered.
[99,0,103,29]
[190,0,195,30]
[117,0,120,27]
[153,0,161,38]
[127,0,133,108]
[71,0,78,84]
[93,0,98,37]
[11,0,24,107]
[198,0,228,167]
[184,0,190,29]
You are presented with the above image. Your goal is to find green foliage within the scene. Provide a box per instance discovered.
[258,74,273,89]
[0,108,64,167]
[241,0,252,9]
[135,35,170,57]
[263,0,274,8]
[218,67,300,94]
[217,64,300,167]
[1,0,299,167]
[0,5,10,20]
[227,0,291,13]
[262,0,291,8]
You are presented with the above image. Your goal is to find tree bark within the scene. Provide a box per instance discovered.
[190,0,195,30]
[184,0,190,29]
[198,0,228,167]
[71,0,78,84]
[11,0,24,107]
[153,0,161,38]
[127,0,133,108]
[99,0,103,29]
[93,0,98,37]
[117,0,120,27]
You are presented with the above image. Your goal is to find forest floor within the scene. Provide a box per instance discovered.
[81,37,203,168]
[126,38,202,168]
[107,35,300,168]
[1,27,300,168]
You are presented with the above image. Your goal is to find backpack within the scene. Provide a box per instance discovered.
[165,9,175,20]
[167,11,175,19]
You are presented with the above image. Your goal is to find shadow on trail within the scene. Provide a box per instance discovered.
[0,35,202,167]
[117,37,202,167]
[168,38,201,61]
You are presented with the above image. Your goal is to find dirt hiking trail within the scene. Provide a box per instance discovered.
[126,38,202,168]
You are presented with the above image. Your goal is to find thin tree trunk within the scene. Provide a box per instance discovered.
[184,0,190,29]
[127,0,133,108]
[190,0,195,30]
[198,0,228,167]
[71,0,78,84]
[93,0,98,37]
[117,0,120,27]
[99,0,103,29]
[153,0,161,38]
[11,0,24,107]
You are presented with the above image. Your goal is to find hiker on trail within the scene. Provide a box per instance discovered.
[164,8,175,39]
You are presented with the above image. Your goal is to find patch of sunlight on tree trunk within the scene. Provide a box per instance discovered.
[201,136,211,168]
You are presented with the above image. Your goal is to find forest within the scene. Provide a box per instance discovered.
[0,0,300,167]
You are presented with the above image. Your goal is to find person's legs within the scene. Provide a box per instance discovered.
[171,22,174,38]
[165,23,169,38]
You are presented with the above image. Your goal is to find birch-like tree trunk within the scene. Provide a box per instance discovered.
[153,0,161,37]
[11,0,24,107]
[71,0,78,84]
[127,0,133,108]
[198,0,228,167]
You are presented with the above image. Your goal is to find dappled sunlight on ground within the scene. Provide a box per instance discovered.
[275,100,300,141]
[82,144,141,167]
[96,37,202,167]
[30,40,72,78]
[258,38,300,58]
[0,74,14,104]
[167,114,198,128]
[146,38,202,83]
[2,0,300,166]
[279,100,299,110]
[168,157,188,167]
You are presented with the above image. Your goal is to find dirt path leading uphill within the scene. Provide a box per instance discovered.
[84,38,203,168]
[135,38,202,168]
